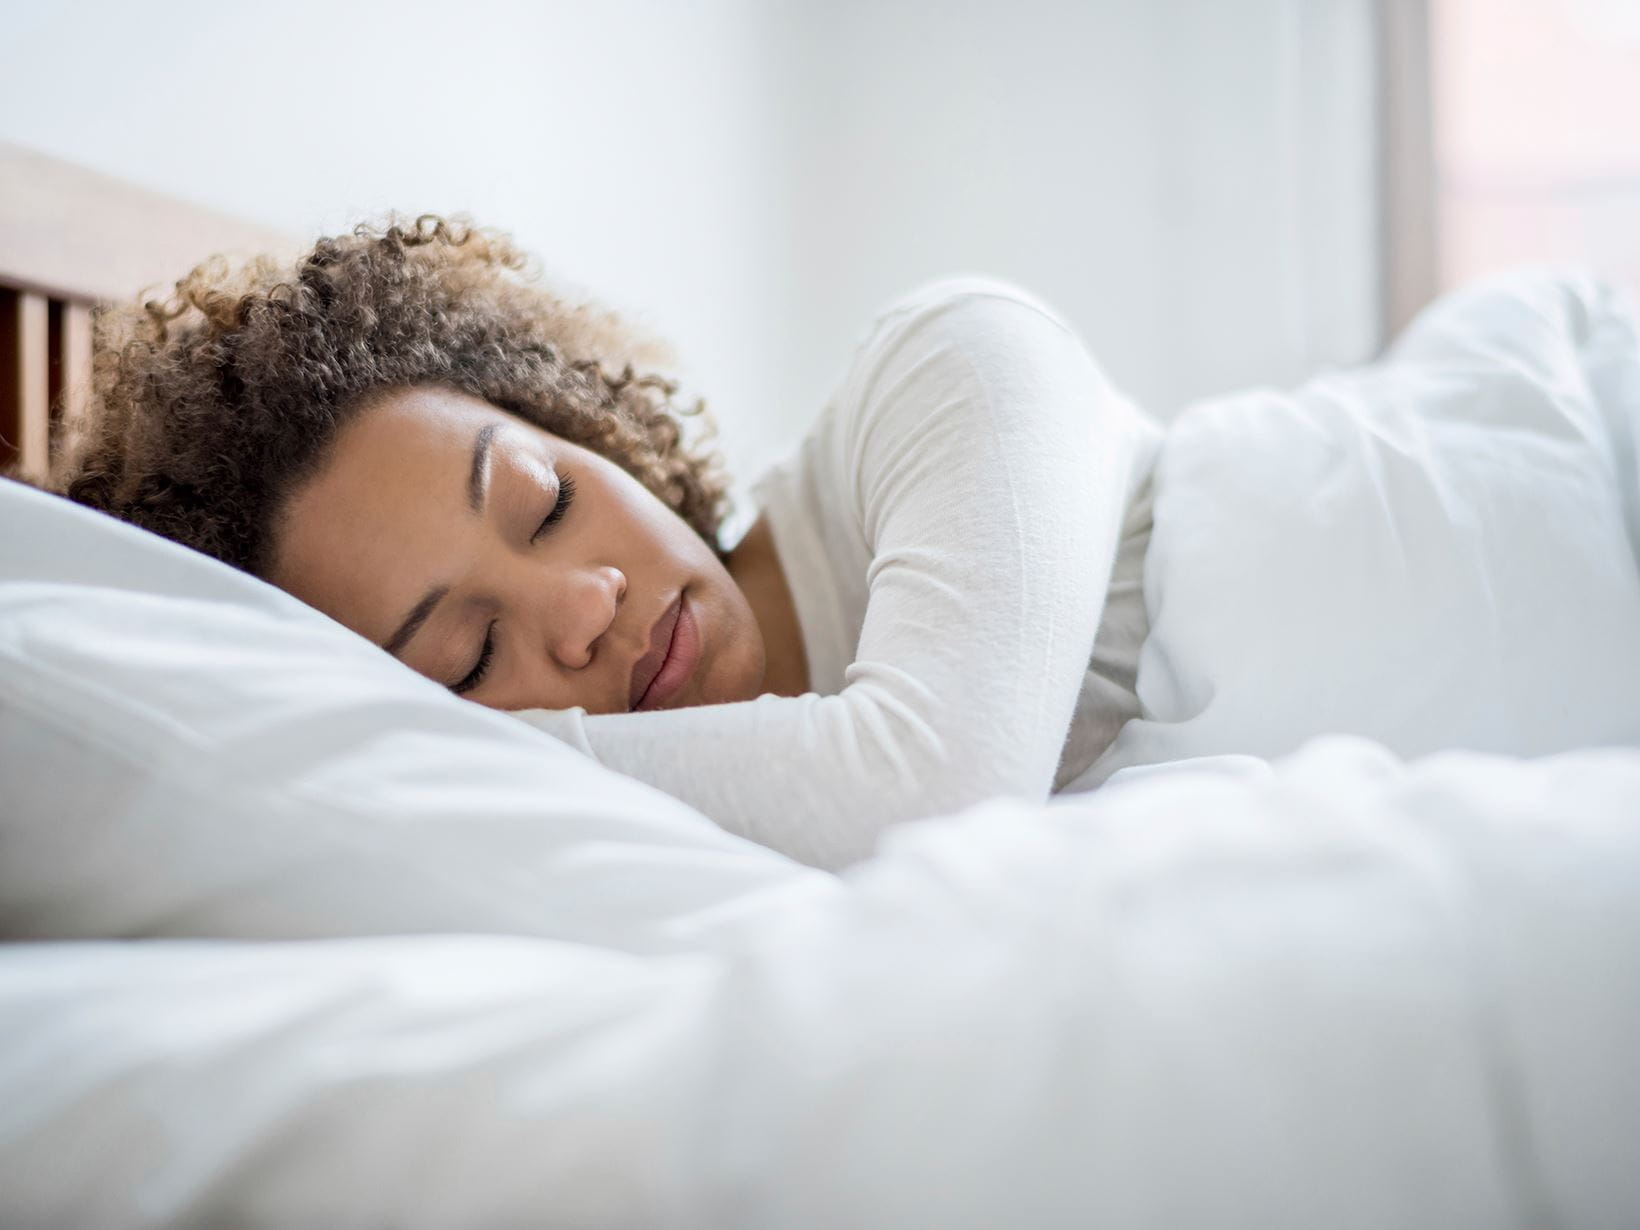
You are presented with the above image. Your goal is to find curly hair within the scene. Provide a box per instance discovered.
[50,213,730,576]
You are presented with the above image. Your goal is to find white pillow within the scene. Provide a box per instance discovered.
[0,478,827,949]
[1089,268,1640,781]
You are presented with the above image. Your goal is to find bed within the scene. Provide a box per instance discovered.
[3,146,1639,1230]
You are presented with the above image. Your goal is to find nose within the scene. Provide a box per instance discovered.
[547,564,626,670]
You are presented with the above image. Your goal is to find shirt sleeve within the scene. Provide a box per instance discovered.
[512,278,1158,870]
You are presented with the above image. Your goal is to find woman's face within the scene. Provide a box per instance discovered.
[270,385,766,713]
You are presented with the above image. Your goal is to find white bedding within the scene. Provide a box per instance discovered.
[1083,267,1640,782]
[2,738,1637,1229]
[2,268,1639,1226]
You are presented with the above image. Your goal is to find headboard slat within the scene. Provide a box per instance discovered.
[1,288,50,479]
[49,300,94,444]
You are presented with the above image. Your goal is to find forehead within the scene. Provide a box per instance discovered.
[284,387,503,549]
[334,387,582,507]
[341,385,502,461]
[268,387,521,638]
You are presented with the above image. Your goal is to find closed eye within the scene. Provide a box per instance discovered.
[531,474,577,543]
[451,474,575,697]
[451,620,497,695]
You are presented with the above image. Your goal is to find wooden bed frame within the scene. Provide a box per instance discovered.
[0,141,296,482]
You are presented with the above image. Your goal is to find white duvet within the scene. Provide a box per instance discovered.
[3,739,1638,1229]
[2,269,1638,1228]
[1084,266,1640,781]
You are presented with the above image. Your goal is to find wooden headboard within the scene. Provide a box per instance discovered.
[0,141,298,481]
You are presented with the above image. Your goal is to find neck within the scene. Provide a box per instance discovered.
[725,512,809,697]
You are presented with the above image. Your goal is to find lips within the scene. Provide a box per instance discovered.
[628,595,682,711]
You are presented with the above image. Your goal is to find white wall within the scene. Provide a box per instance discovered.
[760,0,1382,444]
[1,0,1381,522]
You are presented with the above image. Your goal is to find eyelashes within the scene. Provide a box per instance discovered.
[452,473,577,697]
[530,475,576,543]
[452,620,497,695]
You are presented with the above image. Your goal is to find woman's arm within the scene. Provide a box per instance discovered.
[514,279,1158,869]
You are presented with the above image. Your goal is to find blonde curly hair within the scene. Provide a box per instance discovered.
[52,213,730,575]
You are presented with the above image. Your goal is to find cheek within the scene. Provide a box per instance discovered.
[701,596,765,703]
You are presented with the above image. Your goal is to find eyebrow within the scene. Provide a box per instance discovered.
[383,584,449,657]
[382,424,498,659]
[468,422,499,514]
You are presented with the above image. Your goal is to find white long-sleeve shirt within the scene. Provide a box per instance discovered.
[514,277,1162,869]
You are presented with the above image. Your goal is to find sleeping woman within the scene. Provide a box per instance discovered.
[55,214,1160,870]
